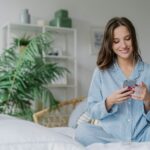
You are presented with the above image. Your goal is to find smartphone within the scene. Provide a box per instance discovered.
[123,80,142,96]
[123,80,137,92]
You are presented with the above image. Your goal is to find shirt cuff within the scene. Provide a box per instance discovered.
[101,100,118,118]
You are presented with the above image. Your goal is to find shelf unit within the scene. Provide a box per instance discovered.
[1,23,77,100]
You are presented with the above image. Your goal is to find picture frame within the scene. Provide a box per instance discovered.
[90,27,104,55]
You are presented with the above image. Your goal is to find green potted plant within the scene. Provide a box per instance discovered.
[0,32,68,120]
[12,34,31,53]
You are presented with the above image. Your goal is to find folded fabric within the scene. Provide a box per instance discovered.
[77,111,101,126]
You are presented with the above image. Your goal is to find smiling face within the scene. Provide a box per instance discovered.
[97,17,141,70]
[112,25,133,61]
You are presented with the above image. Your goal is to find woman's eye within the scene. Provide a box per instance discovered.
[125,36,131,40]
[113,40,119,44]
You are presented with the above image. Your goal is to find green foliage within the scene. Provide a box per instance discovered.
[12,34,31,47]
[0,32,68,120]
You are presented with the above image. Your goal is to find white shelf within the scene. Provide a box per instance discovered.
[43,55,75,60]
[45,25,76,33]
[2,23,76,33]
[1,23,77,100]
[47,84,75,88]
[2,23,42,32]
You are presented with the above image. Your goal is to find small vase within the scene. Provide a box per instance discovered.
[20,9,31,24]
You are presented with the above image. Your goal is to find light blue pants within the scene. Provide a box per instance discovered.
[75,122,150,146]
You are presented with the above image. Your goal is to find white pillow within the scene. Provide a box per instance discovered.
[77,111,91,125]
[68,98,101,128]
[68,98,87,128]
[0,114,85,150]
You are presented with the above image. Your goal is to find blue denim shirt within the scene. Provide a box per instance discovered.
[87,60,150,141]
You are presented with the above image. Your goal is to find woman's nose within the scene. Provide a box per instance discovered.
[120,40,127,48]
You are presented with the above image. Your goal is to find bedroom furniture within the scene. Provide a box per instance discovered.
[33,97,85,127]
[33,97,101,128]
[1,23,77,100]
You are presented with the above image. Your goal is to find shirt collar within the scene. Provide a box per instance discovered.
[109,59,144,81]
[131,59,144,80]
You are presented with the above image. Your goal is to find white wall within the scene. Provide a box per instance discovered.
[0,0,150,97]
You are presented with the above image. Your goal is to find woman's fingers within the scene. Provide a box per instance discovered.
[117,87,128,94]
[121,90,134,97]
[111,88,133,104]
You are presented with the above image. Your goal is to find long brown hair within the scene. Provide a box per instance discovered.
[97,17,142,70]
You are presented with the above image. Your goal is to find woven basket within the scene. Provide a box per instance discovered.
[33,97,84,127]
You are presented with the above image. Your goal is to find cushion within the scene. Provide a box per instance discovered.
[77,111,91,125]
[68,98,101,128]
[77,111,101,126]
[68,98,87,128]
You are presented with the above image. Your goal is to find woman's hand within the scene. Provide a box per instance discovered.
[105,87,134,111]
[131,82,150,112]
[131,82,150,101]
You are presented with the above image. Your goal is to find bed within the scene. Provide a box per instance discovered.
[1,114,150,150]
[0,114,84,150]
[1,97,150,150]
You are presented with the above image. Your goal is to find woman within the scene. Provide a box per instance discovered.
[75,17,150,146]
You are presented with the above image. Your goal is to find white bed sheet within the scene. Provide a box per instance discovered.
[0,114,85,150]
[87,142,150,150]
[0,114,150,150]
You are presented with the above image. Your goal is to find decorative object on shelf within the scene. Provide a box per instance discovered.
[36,19,47,26]
[90,26,104,55]
[13,34,31,46]
[49,9,72,28]
[0,32,69,120]
[20,9,31,24]
[47,47,64,56]
[12,34,31,53]
[48,51,59,56]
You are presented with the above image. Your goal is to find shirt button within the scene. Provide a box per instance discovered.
[128,119,131,122]
[128,102,131,104]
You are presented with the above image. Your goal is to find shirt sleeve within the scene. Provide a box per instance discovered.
[87,67,118,120]
[142,104,150,122]
[142,63,150,122]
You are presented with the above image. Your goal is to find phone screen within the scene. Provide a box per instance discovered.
[123,80,136,88]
